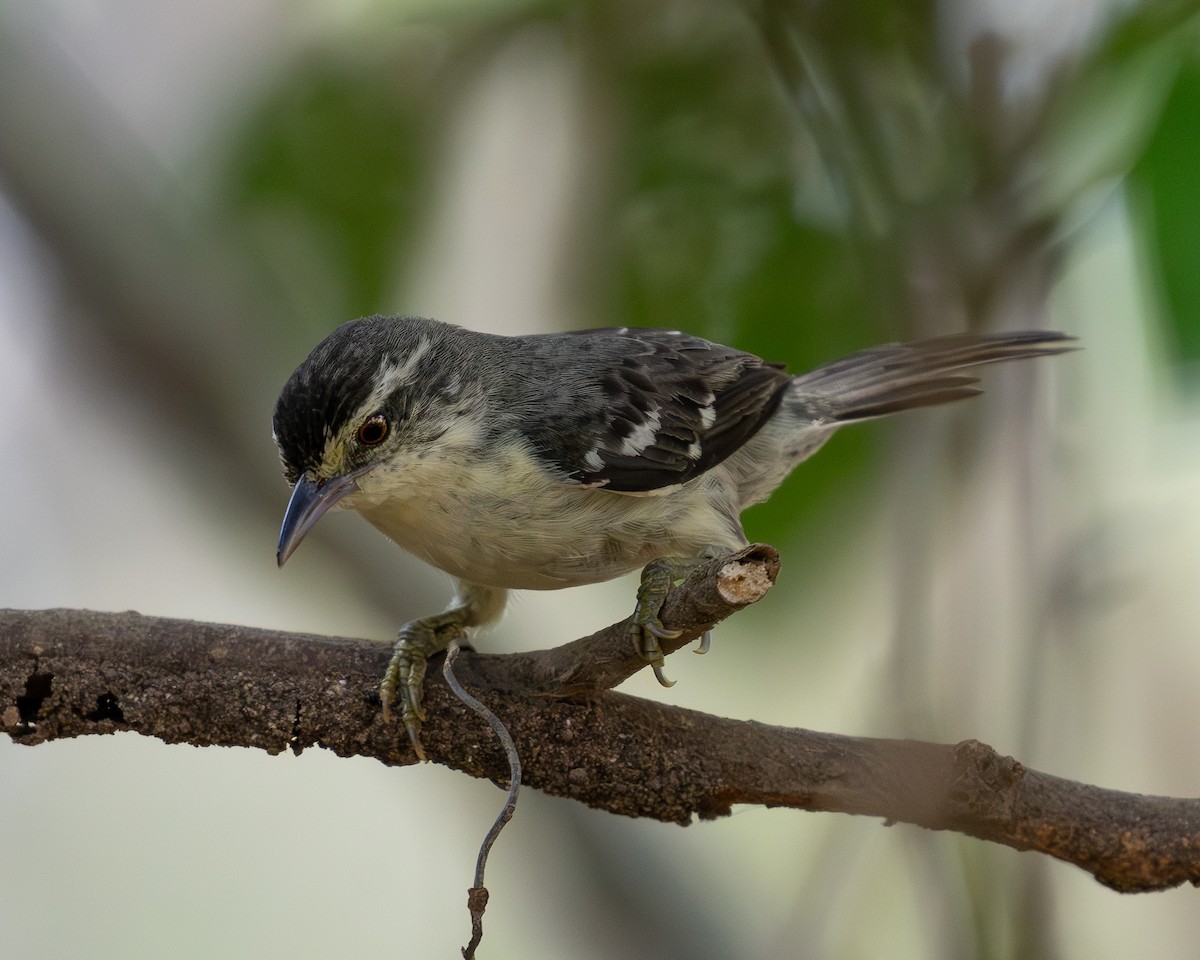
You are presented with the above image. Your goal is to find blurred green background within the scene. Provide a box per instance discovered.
[3,1,1200,957]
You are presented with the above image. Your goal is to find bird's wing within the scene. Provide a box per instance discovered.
[519,329,792,493]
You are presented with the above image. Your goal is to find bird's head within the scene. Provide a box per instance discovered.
[272,315,482,566]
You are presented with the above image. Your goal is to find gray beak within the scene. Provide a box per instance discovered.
[276,469,367,567]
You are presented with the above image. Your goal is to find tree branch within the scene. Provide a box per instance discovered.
[2,548,1198,895]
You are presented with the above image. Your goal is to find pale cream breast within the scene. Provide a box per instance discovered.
[347,441,744,590]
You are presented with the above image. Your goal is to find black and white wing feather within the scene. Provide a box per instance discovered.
[518,329,792,493]
[514,327,1075,493]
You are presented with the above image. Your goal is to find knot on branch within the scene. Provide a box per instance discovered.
[948,739,1026,822]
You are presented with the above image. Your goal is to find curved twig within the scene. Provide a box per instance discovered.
[442,641,522,959]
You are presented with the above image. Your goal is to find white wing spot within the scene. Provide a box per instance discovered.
[618,407,662,456]
[698,403,716,429]
[686,440,702,460]
[584,448,605,472]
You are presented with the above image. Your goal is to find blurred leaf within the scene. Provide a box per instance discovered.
[730,224,878,544]
[593,4,800,330]
[1032,5,1199,216]
[780,0,937,54]
[1131,54,1200,365]
[221,52,436,329]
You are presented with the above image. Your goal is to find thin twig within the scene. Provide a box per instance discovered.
[443,641,522,959]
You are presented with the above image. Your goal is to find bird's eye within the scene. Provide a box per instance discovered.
[357,414,389,446]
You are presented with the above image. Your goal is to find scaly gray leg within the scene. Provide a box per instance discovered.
[380,583,506,760]
[380,609,468,760]
[631,556,714,686]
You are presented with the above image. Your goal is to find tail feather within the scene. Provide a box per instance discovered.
[792,331,1075,423]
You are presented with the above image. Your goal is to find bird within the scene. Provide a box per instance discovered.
[273,315,1073,758]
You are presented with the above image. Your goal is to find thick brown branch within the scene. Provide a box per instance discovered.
[2,595,1198,895]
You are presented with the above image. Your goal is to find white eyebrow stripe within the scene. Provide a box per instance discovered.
[373,337,432,398]
[320,336,434,472]
[349,336,433,424]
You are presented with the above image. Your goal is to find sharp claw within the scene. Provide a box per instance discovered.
[404,718,427,762]
[651,660,676,687]
[391,657,428,761]
[645,621,684,640]
[405,659,428,722]
[380,661,400,721]
[694,630,712,655]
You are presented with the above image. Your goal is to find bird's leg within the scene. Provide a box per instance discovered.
[380,583,506,761]
[631,555,713,686]
[380,610,468,760]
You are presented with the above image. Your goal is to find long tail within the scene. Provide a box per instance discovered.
[791,331,1076,422]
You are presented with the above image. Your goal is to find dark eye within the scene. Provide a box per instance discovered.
[357,413,389,446]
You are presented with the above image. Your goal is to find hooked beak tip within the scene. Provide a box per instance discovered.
[276,468,368,568]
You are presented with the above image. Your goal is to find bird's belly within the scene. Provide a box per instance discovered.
[351,474,741,591]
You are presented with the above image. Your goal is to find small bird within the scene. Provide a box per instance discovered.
[273,315,1072,757]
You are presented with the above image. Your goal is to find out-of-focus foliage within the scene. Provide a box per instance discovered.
[223,53,435,327]
[1133,55,1200,366]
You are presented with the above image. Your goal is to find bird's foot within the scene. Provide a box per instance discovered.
[631,557,708,686]
[380,611,468,761]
